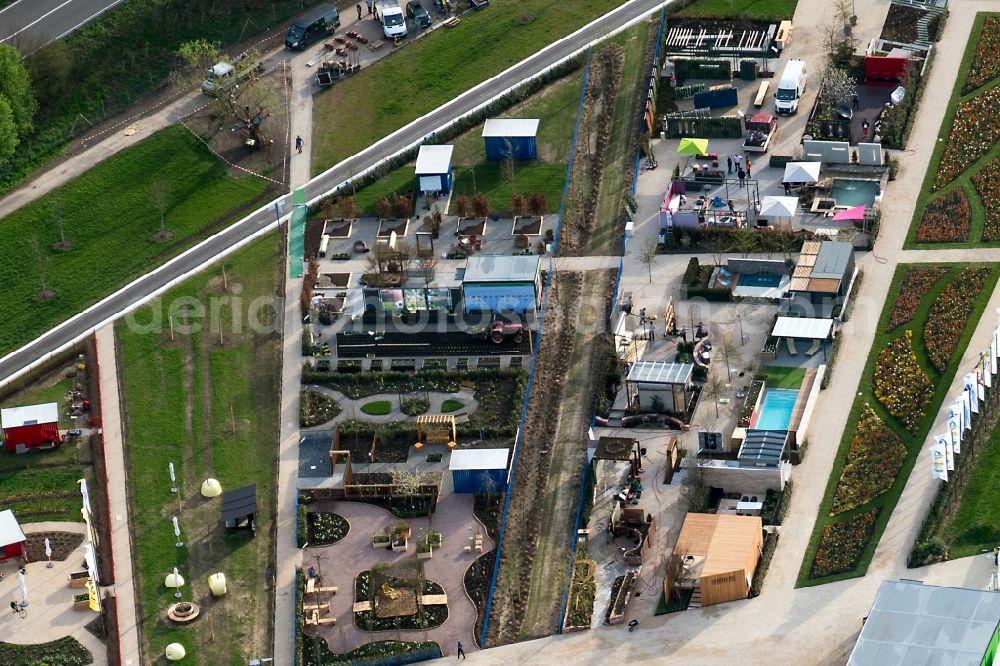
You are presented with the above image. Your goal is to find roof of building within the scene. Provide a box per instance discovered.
[739,429,789,463]
[414,145,454,175]
[221,484,257,522]
[812,241,854,279]
[463,255,540,283]
[482,118,540,138]
[627,361,694,385]
[0,510,26,548]
[790,240,853,292]
[1,403,59,429]
[848,580,1000,666]
[449,448,510,471]
[675,513,762,577]
[772,317,833,340]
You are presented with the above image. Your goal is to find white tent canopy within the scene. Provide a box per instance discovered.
[772,316,833,340]
[782,161,821,184]
[0,509,26,548]
[759,196,799,218]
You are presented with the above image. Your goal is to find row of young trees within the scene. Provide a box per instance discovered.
[452,191,548,220]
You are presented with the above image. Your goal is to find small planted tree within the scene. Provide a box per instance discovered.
[472,192,491,219]
[453,195,471,219]
[150,177,171,241]
[375,197,392,220]
[391,193,411,219]
[320,197,335,221]
[28,234,53,301]
[818,65,856,115]
[511,192,526,218]
[638,237,658,283]
[528,192,547,217]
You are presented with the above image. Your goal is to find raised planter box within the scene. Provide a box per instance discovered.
[392,538,408,553]
[73,593,90,611]
[605,570,639,625]
[372,538,390,549]
[417,547,433,559]
[67,571,89,589]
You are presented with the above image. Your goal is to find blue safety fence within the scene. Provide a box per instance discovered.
[551,48,592,255]
[653,6,667,64]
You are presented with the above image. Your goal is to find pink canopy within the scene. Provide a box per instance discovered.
[832,205,867,221]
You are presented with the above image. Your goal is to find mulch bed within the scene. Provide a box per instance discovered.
[879,4,925,44]
[324,219,353,237]
[377,219,409,237]
[25,532,84,561]
[513,217,542,235]
[457,218,486,235]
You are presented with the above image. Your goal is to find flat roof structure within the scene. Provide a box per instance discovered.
[848,580,1000,666]
[482,118,539,137]
[0,510,26,548]
[675,513,762,579]
[1,403,59,429]
[221,484,257,523]
[626,361,693,385]
[790,240,854,293]
[415,145,454,175]
[738,430,788,465]
[772,317,833,340]
[463,255,539,283]
[449,448,510,471]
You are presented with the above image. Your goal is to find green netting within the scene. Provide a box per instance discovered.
[289,188,306,278]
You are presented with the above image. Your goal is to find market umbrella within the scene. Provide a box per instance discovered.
[677,137,709,156]
[18,571,27,607]
[832,204,867,221]
[759,196,800,218]
[45,538,52,568]
[782,161,821,184]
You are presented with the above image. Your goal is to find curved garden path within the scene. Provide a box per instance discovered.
[302,498,493,658]
[301,386,480,429]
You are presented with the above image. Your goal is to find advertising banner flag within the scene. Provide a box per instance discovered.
[948,406,963,454]
[965,374,980,413]
[931,442,948,481]
[938,434,955,471]
[962,389,972,426]
[983,352,993,388]
[991,335,998,375]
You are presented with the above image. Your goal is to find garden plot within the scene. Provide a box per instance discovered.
[798,263,999,586]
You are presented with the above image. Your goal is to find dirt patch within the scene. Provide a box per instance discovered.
[880,4,927,44]
[24,532,84,561]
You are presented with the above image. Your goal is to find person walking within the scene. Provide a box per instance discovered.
[295,135,303,154]
[734,153,743,169]
[745,158,751,178]
[457,641,466,659]
[784,181,792,196]
[366,0,373,14]
[852,92,860,110]
[356,3,362,19]
[727,156,733,174]
[737,167,746,187]
[861,118,870,140]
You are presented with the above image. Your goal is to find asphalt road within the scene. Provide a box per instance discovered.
[0,0,670,385]
[0,0,125,51]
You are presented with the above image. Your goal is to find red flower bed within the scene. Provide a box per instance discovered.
[811,508,880,579]
[925,267,991,371]
[972,157,1000,241]
[934,87,1000,190]
[886,267,948,331]
[873,331,935,434]
[915,190,971,243]
[831,405,908,515]
[964,16,1000,94]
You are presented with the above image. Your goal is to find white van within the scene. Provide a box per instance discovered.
[378,0,407,40]
[774,59,807,115]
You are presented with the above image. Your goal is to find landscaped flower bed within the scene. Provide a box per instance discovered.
[737,379,765,427]
[354,570,447,631]
[300,390,342,427]
[830,405,908,515]
[886,267,948,330]
[400,397,429,416]
[933,87,1000,190]
[915,190,971,243]
[925,267,991,371]
[972,157,1000,240]
[963,16,1000,94]
[0,637,92,665]
[300,638,441,666]
[307,512,349,546]
[873,331,934,434]
[810,508,880,579]
[564,554,596,631]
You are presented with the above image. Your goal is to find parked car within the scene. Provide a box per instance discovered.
[66,429,83,439]
[406,1,431,28]
[378,0,408,40]
[284,3,340,51]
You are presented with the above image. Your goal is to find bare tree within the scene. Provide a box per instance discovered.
[150,178,170,241]
[716,332,741,383]
[52,196,69,250]
[728,302,752,345]
[417,253,438,288]
[638,237,658,283]
[28,234,53,300]
[337,196,357,221]
[703,374,725,418]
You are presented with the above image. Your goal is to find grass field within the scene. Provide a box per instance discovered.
[0,125,270,358]
[906,14,1000,248]
[310,0,620,174]
[797,264,1000,587]
[674,0,799,21]
[118,235,281,664]
[450,163,566,215]
[760,365,806,389]
[941,422,1000,558]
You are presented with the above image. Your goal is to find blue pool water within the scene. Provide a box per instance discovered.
[738,273,781,288]
[753,388,799,430]
[830,179,879,207]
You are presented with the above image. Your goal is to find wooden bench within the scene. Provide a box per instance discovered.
[753,81,769,107]
[305,610,336,626]
[303,602,330,612]
[420,594,448,606]
[315,586,338,594]
[776,20,793,49]
[353,601,373,613]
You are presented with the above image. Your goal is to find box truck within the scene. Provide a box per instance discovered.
[774,59,807,115]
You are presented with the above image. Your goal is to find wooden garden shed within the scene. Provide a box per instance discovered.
[674,513,762,607]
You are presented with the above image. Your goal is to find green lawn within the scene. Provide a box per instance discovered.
[353,167,417,216]
[588,18,651,254]
[311,0,620,173]
[0,440,90,523]
[674,0,799,21]
[906,13,1000,248]
[0,125,271,358]
[450,163,566,215]
[797,264,1000,586]
[0,363,80,429]
[941,422,1000,557]
[118,235,281,665]
[441,399,464,413]
[361,400,392,416]
[760,366,806,389]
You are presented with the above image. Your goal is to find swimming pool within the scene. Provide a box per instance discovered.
[830,179,880,207]
[753,388,799,430]
[738,273,781,288]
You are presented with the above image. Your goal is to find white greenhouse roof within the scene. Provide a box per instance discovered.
[0,510,26,548]
[1,402,59,429]
[415,145,454,175]
[449,448,510,471]
[771,317,833,340]
[464,255,539,282]
[627,361,693,385]
[482,118,540,138]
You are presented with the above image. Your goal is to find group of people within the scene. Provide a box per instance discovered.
[725,154,752,187]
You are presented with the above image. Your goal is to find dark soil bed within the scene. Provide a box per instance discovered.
[354,570,448,631]
[25,531,84,561]
[880,4,926,44]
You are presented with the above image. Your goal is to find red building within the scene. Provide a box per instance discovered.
[1,403,60,453]
[0,510,26,561]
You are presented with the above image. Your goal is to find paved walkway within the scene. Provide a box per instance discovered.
[0,522,107,666]
[95,324,141,666]
[304,498,492,658]
[302,386,480,428]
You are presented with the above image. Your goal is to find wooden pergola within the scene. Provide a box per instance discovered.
[415,414,457,449]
